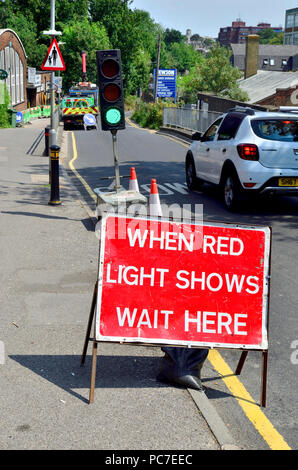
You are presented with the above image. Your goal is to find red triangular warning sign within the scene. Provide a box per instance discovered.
[41,38,65,71]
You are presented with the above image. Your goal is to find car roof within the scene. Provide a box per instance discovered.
[225,109,298,120]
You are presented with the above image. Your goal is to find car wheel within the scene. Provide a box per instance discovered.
[223,173,242,211]
[186,154,200,190]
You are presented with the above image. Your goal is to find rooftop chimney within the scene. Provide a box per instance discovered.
[245,35,259,79]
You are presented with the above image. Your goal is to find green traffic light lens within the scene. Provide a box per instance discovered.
[105,108,121,125]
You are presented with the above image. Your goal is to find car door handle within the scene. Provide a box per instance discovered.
[222,148,227,153]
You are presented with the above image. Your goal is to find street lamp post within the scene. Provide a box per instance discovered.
[43,0,62,148]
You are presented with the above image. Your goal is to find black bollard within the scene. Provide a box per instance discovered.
[48,145,61,206]
[45,126,50,156]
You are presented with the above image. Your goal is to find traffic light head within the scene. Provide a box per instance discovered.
[96,49,125,131]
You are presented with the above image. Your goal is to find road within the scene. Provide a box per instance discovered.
[64,119,298,450]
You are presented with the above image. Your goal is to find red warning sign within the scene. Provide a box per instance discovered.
[41,38,65,71]
[95,215,271,350]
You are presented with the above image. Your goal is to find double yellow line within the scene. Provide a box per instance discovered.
[69,129,291,451]
[70,132,96,202]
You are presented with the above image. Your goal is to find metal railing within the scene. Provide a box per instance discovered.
[163,107,222,134]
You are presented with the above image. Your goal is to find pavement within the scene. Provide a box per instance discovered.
[0,118,240,451]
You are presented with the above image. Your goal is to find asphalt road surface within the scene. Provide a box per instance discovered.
[63,119,298,450]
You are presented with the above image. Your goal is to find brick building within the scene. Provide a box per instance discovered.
[218,19,283,47]
[0,29,27,111]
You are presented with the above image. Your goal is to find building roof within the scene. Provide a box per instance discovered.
[0,29,27,57]
[231,43,298,57]
[238,70,298,103]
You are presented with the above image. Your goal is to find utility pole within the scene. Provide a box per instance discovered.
[154,34,161,103]
[43,0,62,148]
[50,0,56,147]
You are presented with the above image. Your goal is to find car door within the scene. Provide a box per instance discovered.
[193,117,223,182]
[212,113,246,183]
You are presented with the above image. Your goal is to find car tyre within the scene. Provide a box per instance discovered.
[186,153,201,190]
[222,172,242,211]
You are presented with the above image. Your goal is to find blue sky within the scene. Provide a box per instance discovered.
[131,0,297,37]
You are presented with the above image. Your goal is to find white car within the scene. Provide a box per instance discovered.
[185,107,298,210]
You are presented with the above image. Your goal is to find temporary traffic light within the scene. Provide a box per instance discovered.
[96,49,125,131]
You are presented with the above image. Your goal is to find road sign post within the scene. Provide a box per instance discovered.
[42,0,64,149]
[81,214,271,405]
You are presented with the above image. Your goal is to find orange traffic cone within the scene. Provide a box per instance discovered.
[149,178,162,216]
[129,167,139,192]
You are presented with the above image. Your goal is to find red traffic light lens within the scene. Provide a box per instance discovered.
[103,84,121,102]
[102,59,119,78]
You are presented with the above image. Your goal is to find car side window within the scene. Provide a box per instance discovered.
[217,113,245,141]
[201,118,223,142]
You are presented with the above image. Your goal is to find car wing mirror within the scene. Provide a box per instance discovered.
[192,131,201,141]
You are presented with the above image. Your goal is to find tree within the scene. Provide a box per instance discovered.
[164,28,184,48]
[168,42,203,73]
[267,32,284,45]
[259,29,284,45]
[2,11,47,68]
[178,46,249,103]
[62,19,110,91]
[199,46,248,98]
[125,49,151,96]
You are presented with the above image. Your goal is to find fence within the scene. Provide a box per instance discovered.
[21,105,59,126]
[163,107,222,134]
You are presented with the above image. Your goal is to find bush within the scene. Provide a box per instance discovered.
[131,101,175,130]
[0,84,12,128]
[124,95,138,111]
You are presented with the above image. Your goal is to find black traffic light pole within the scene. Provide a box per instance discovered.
[111,130,121,192]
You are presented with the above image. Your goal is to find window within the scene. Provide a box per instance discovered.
[0,48,24,105]
[282,59,288,66]
[251,119,298,142]
[0,49,4,69]
[284,33,292,44]
[201,118,223,142]
[5,46,10,94]
[16,52,20,103]
[217,114,245,140]
[286,14,295,28]
[20,60,24,102]
[263,58,269,66]
[270,59,275,66]
[10,49,15,105]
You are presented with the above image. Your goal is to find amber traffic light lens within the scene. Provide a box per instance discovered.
[103,83,121,102]
[102,59,119,78]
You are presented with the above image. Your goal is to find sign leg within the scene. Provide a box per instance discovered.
[89,340,98,404]
[81,282,98,366]
[260,350,268,408]
[235,351,248,375]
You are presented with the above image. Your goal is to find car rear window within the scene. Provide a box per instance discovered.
[251,119,298,142]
